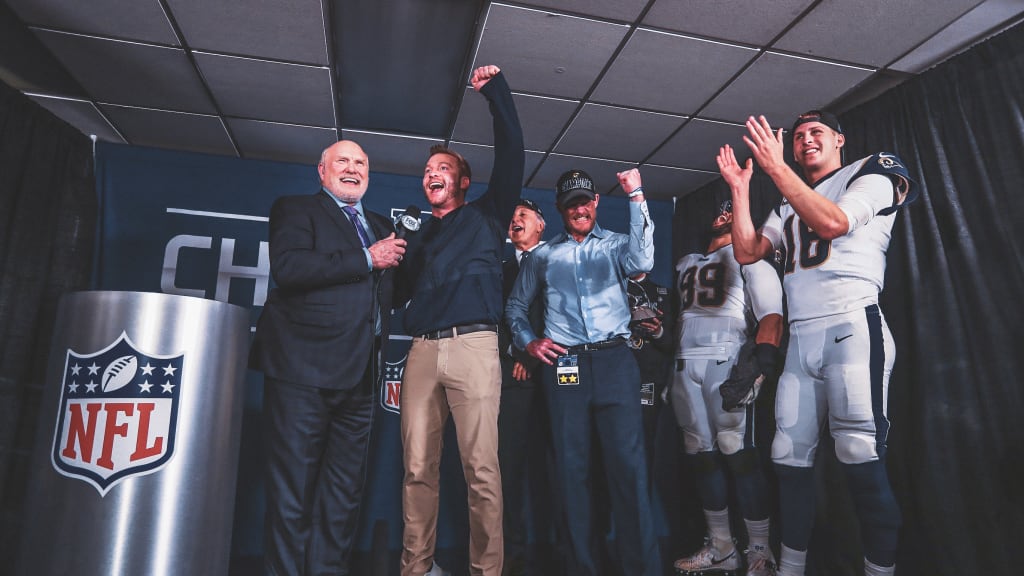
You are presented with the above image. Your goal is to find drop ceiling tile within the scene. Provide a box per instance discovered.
[829,70,912,113]
[648,118,750,171]
[527,153,635,196]
[639,164,719,199]
[472,4,629,99]
[452,88,579,151]
[27,94,125,143]
[890,0,1024,73]
[7,0,178,45]
[592,29,758,114]
[10,0,1016,185]
[99,104,236,156]
[644,0,815,45]
[510,0,650,22]
[228,118,338,165]
[448,142,544,185]
[194,52,334,126]
[701,52,874,125]
[0,3,88,97]
[554,104,686,162]
[32,29,215,113]
[333,0,478,138]
[341,130,444,179]
[774,0,981,67]
[165,0,328,65]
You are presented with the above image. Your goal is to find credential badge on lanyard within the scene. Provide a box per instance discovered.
[556,354,580,386]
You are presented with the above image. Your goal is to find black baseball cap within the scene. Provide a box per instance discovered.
[516,198,543,218]
[791,110,842,136]
[555,170,596,205]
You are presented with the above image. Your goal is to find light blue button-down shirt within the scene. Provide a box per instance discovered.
[323,188,376,271]
[507,199,654,349]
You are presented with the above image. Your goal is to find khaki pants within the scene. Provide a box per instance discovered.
[400,331,503,576]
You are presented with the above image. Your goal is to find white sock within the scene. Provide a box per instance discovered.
[777,544,806,576]
[864,558,895,576]
[744,517,771,551]
[705,508,734,554]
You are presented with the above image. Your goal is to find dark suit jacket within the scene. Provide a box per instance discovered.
[251,190,395,389]
[500,253,544,386]
[629,276,674,391]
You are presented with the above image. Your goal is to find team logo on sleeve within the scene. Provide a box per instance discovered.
[877,152,903,170]
[381,356,406,414]
[51,332,183,496]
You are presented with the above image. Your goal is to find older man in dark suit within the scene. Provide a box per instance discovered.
[498,198,549,575]
[250,139,407,576]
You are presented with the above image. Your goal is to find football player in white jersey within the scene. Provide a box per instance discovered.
[718,110,918,576]
[671,200,784,576]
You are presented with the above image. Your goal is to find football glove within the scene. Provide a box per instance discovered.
[720,342,778,411]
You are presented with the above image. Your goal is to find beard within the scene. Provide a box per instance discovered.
[711,221,732,236]
[334,192,363,203]
[325,182,366,204]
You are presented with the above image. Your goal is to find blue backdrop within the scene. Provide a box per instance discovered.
[93,141,675,567]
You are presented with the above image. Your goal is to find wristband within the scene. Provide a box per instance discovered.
[753,343,779,377]
[628,187,644,198]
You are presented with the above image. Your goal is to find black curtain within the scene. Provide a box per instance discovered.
[0,80,97,565]
[841,21,1024,576]
[671,22,1024,576]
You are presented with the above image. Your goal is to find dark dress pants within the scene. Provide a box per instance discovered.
[541,343,660,576]
[498,371,537,568]
[499,359,566,574]
[263,372,374,576]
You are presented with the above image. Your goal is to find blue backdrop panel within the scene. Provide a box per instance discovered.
[93,141,674,565]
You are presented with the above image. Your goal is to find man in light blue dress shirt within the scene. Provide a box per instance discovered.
[505,168,660,576]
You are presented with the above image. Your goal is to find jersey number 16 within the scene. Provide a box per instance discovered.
[782,215,831,274]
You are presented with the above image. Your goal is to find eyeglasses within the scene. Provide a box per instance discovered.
[517,198,543,217]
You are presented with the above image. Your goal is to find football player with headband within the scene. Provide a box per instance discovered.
[670,199,784,576]
[719,110,918,576]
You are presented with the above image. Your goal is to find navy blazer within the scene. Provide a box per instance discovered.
[251,191,396,389]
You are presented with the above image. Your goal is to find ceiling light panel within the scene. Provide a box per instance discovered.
[472,4,629,99]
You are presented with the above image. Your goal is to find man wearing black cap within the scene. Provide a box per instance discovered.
[670,199,783,576]
[720,111,918,576]
[506,168,660,576]
[497,198,551,575]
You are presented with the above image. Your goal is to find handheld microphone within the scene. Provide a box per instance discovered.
[395,205,422,239]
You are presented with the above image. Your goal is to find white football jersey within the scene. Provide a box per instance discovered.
[762,154,906,322]
[674,244,783,359]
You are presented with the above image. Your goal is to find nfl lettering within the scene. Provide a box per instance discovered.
[52,332,183,496]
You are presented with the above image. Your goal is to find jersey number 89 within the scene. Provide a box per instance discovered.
[679,263,725,310]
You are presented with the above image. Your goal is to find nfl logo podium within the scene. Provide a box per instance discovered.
[18,291,250,576]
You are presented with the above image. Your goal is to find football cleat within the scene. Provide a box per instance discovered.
[673,539,741,575]
[745,544,777,576]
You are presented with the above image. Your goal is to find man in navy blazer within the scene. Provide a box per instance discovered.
[250,139,407,576]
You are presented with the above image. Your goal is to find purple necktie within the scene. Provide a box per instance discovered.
[342,205,371,248]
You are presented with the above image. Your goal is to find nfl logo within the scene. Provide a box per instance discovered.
[381,355,405,414]
[51,332,184,496]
